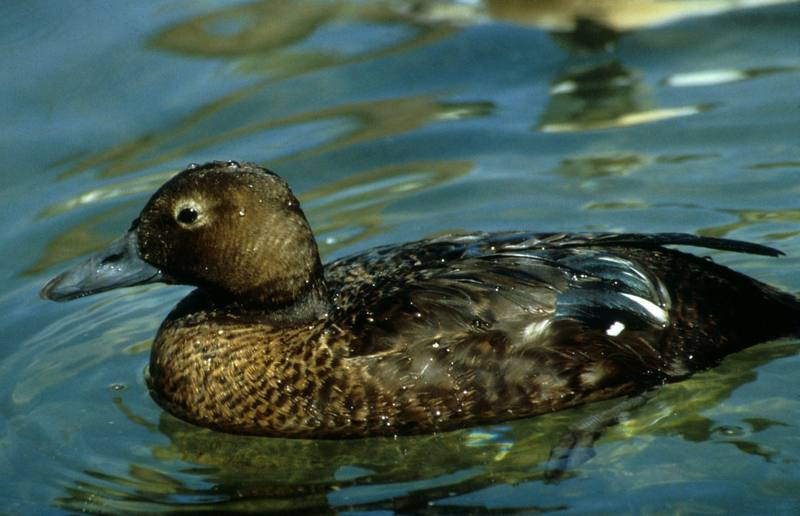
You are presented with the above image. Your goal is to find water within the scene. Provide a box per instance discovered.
[3,0,800,512]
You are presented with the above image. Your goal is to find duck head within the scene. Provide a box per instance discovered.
[41,162,330,320]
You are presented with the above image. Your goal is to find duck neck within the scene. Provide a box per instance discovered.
[174,272,332,327]
[258,274,332,326]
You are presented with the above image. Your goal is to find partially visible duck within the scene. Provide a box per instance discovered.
[42,161,800,438]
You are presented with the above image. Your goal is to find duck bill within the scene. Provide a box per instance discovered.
[41,230,164,302]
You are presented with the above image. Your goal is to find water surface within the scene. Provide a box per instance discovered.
[3,0,800,512]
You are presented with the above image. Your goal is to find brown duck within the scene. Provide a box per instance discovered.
[42,161,800,438]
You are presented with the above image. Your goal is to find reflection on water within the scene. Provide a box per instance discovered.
[664,65,800,87]
[539,59,714,132]
[748,160,800,170]
[5,0,800,512]
[26,203,138,276]
[6,292,162,405]
[700,208,800,239]
[305,160,472,255]
[60,1,460,180]
[59,93,482,181]
[553,152,647,179]
[416,0,800,49]
[55,0,799,180]
[51,340,799,513]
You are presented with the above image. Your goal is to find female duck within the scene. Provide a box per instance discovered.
[42,161,800,437]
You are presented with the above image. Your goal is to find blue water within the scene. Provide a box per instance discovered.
[3,0,800,512]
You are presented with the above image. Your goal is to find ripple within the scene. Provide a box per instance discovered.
[0,4,66,50]
[585,200,650,211]
[39,171,178,220]
[540,104,715,132]
[698,208,800,238]
[748,161,800,170]
[553,153,648,179]
[7,291,164,405]
[664,65,800,87]
[303,160,471,255]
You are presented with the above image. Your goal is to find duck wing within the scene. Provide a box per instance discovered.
[325,232,783,354]
[322,232,799,432]
[503,231,783,256]
[324,232,786,361]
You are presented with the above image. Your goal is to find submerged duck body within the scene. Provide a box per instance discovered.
[43,162,800,437]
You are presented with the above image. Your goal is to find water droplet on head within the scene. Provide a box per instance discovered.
[187,162,199,170]
[226,160,240,168]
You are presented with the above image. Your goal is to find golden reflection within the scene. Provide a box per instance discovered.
[55,0,800,180]
[536,60,714,132]
[484,0,798,32]
[748,161,800,170]
[58,78,272,179]
[60,1,459,180]
[415,0,800,51]
[40,171,177,220]
[538,61,646,132]
[60,93,481,181]
[698,208,800,239]
[541,104,712,133]
[553,152,648,179]
[614,340,799,470]
[267,98,490,165]
[151,1,459,59]
[26,202,141,276]
[150,1,344,57]
[586,200,650,211]
[655,153,718,164]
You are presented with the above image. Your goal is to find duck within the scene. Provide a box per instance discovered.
[41,161,800,438]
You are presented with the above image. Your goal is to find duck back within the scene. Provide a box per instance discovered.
[302,232,800,436]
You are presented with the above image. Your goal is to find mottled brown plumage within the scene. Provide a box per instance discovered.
[42,161,800,437]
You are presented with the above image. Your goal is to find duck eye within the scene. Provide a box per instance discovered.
[177,207,199,225]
